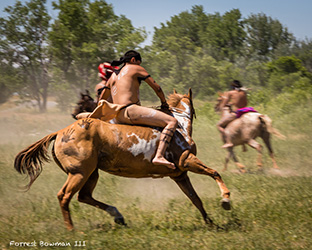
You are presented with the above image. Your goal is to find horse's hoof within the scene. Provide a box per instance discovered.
[221,198,231,210]
[238,168,247,173]
[114,217,127,226]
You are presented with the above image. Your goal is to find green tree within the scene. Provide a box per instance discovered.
[0,0,51,112]
[244,13,294,60]
[267,56,310,76]
[149,7,246,98]
[49,0,146,93]
[0,60,19,103]
[292,38,312,73]
[266,56,312,92]
[153,6,203,52]
[202,9,245,62]
[152,5,208,86]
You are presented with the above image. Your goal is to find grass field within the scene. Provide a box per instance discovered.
[0,99,311,250]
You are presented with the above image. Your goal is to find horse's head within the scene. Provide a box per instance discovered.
[215,92,225,113]
[168,88,196,120]
[215,92,234,116]
[71,90,97,119]
[167,88,196,136]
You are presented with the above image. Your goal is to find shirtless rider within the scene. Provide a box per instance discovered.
[217,80,248,148]
[98,50,178,169]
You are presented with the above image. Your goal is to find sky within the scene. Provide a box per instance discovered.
[1,0,311,46]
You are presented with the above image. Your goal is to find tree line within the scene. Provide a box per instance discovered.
[0,0,311,112]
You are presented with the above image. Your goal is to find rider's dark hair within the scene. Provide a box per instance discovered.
[111,50,142,66]
[230,80,242,89]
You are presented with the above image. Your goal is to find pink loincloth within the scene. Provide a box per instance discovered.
[236,107,257,118]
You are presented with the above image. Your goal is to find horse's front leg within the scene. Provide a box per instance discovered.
[223,149,231,172]
[229,147,247,173]
[171,172,213,225]
[180,153,231,210]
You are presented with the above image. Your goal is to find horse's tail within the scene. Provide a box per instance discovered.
[259,115,286,140]
[14,132,58,190]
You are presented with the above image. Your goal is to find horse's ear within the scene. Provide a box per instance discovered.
[86,89,90,96]
[173,89,177,94]
[188,88,192,99]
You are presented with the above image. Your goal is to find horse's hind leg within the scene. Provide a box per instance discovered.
[57,172,92,230]
[183,153,231,210]
[261,132,279,169]
[247,139,263,169]
[77,169,125,225]
[171,173,213,225]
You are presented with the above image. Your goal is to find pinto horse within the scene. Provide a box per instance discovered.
[71,90,97,119]
[215,92,285,173]
[14,89,231,231]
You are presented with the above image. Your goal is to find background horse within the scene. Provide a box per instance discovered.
[14,89,231,231]
[71,90,97,119]
[215,92,285,173]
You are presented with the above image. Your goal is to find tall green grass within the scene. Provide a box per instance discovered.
[0,99,311,249]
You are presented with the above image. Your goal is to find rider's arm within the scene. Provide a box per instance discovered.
[137,67,167,104]
[144,76,167,105]
[219,91,231,109]
[98,73,115,101]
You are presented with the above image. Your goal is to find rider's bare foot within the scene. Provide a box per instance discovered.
[222,143,234,149]
[152,157,175,169]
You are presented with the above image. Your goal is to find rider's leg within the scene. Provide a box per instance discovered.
[116,105,178,169]
[217,118,229,143]
[152,120,177,169]
[217,114,236,148]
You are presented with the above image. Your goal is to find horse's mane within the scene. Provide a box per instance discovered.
[167,93,186,107]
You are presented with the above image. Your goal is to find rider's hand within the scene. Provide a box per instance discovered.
[161,101,169,110]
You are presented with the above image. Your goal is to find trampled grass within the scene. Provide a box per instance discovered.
[0,101,311,250]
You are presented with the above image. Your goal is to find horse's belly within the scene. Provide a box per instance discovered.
[96,142,186,178]
[98,157,179,178]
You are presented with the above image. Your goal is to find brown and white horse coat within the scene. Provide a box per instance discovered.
[15,89,230,230]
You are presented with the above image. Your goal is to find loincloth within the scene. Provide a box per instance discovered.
[236,107,257,118]
[76,112,92,120]
[87,100,130,121]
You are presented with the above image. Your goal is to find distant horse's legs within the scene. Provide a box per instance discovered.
[171,173,212,225]
[261,132,279,169]
[223,150,231,172]
[77,169,125,225]
[182,153,231,210]
[227,148,246,173]
[217,113,236,148]
[247,139,263,168]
